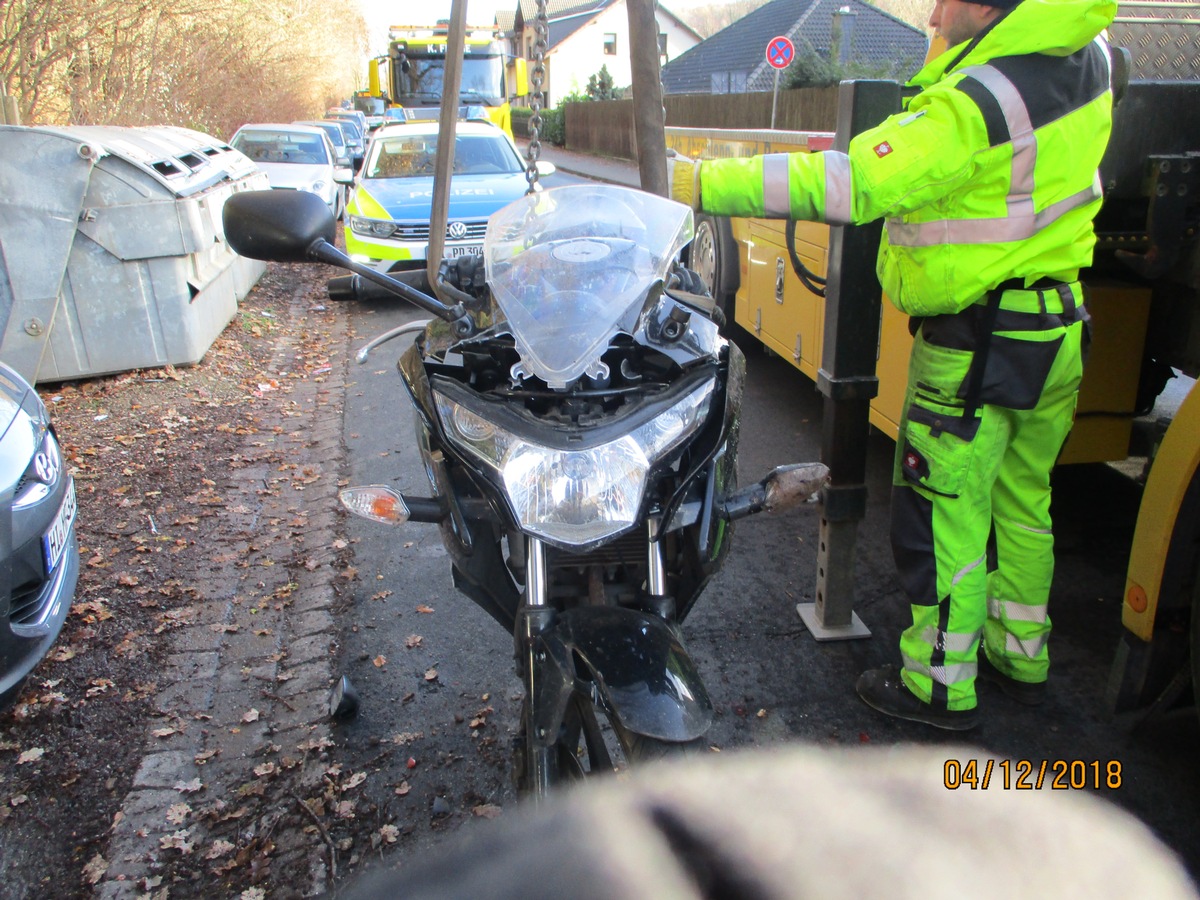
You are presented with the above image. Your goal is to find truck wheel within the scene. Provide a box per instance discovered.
[689,215,738,327]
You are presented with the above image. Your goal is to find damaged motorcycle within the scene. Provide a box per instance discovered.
[221,183,827,798]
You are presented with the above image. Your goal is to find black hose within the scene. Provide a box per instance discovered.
[785,219,827,298]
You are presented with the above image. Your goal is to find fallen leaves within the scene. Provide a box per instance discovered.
[86,678,115,697]
[71,599,113,623]
[205,839,235,860]
[416,604,435,614]
[17,748,45,765]
[166,802,192,825]
[82,854,109,885]
[159,829,195,855]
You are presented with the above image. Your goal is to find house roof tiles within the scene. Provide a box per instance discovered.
[661,0,927,94]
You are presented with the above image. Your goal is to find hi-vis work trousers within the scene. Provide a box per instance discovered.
[890,281,1089,711]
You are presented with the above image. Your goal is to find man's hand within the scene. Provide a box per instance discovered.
[667,150,701,211]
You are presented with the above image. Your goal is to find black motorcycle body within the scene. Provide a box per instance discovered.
[222,185,828,797]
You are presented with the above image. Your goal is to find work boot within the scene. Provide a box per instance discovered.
[977,651,1046,706]
[856,665,979,731]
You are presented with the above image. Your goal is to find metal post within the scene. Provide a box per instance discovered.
[796,79,901,641]
[771,67,780,130]
[427,0,468,296]
[626,0,668,197]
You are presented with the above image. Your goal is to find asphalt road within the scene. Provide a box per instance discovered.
[327,167,1200,886]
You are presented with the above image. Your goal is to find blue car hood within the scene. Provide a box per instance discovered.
[357,172,531,222]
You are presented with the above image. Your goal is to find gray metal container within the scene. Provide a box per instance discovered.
[0,125,269,384]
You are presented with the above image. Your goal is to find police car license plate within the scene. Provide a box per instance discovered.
[43,480,77,574]
[447,244,483,258]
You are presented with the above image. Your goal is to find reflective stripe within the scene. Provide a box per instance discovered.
[1007,631,1049,659]
[1094,34,1113,87]
[884,62,1103,248]
[903,653,977,686]
[886,178,1101,247]
[988,596,1049,623]
[964,65,1036,218]
[823,151,853,225]
[920,626,980,654]
[1015,522,1053,535]
[762,154,791,218]
[951,554,985,588]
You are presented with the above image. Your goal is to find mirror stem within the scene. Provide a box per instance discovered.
[305,239,476,336]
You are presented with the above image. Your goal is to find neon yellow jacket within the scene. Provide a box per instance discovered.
[696,0,1116,316]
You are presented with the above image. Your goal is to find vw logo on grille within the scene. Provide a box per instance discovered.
[34,443,60,484]
[447,221,469,240]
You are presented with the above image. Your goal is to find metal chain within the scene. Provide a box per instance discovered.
[524,0,549,192]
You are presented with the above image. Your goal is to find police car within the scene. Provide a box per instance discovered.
[345,118,555,285]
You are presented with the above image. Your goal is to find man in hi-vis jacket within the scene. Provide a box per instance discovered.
[670,0,1115,729]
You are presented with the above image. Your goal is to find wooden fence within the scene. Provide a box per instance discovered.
[522,88,841,160]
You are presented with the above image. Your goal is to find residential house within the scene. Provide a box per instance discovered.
[661,0,928,95]
[501,0,702,106]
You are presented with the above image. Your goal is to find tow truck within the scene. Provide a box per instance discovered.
[363,21,528,140]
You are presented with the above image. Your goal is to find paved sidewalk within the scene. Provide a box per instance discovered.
[96,288,347,898]
[515,139,641,188]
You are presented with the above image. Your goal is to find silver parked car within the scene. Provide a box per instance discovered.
[230,123,353,220]
[0,363,78,707]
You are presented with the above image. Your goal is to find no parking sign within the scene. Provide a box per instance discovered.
[766,36,795,69]
[766,36,795,128]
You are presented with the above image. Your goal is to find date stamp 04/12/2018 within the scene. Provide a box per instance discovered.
[944,758,1123,790]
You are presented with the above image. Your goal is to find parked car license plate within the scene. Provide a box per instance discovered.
[43,480,77,574]
[447,244,483,258]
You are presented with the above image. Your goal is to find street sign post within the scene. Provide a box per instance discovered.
[766,36,795,129]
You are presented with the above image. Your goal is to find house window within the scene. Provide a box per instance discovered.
[730,71,748,92]
[604,33,617,55]
[657,34,667,56]
[711,72,729,94]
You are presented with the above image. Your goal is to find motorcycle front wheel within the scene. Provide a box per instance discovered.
[514,691,702,799]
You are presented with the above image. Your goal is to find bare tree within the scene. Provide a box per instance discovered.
[0,0,368,135]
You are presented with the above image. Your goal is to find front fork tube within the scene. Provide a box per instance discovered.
[644,517,675,620]
[519,524,672,797]
[520,537,555,800]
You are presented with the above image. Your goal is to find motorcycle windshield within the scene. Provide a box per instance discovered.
[483,185,694,389]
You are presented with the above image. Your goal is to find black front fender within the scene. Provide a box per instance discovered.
[531,606,713,744]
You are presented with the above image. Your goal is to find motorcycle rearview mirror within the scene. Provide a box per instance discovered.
[221,190,477,338]
[222,189,335,262]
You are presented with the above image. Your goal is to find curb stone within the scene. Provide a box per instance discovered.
[97,283,349,898]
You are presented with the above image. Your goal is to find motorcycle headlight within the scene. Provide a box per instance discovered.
[434,380,714,548]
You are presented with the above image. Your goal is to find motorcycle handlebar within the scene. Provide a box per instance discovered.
[328,273,417,304]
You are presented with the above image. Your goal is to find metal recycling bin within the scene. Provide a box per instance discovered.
[0,125,270,384]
